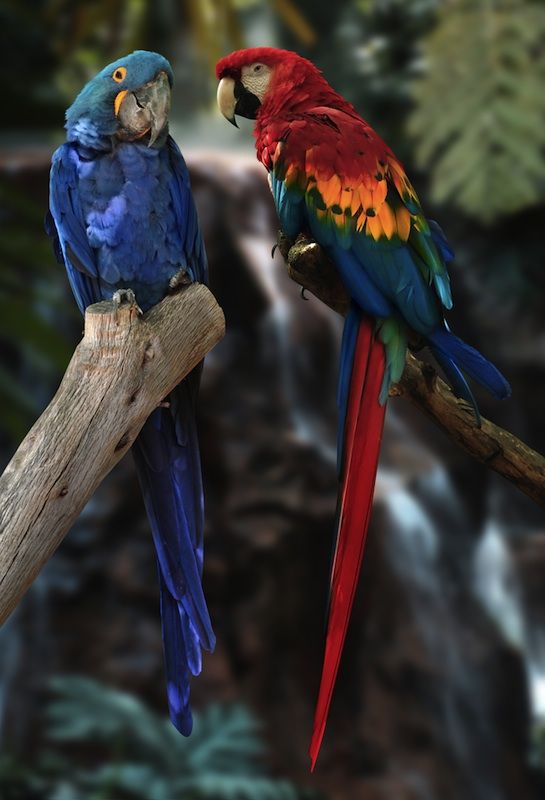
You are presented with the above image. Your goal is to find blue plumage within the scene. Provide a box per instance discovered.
[336,302,360,472]
[428,327,511,400]
[275,170,510,419]
[47,51,213,735]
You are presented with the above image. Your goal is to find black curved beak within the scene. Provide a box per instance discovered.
[217,76,261,126]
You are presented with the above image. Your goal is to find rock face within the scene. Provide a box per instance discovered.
[0,152,541,799]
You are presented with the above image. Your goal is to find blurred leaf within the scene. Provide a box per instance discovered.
[186,0,244,77]
[272,0,316,46]
[409,0,545,222]
[42,676,317,800]
[0,175,74,443]
[0,297,71,369]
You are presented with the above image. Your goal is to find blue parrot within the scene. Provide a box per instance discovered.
[46,50,215,735]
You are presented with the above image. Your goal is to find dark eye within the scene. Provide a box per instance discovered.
[112,67,127,83]
[254,64,262,73]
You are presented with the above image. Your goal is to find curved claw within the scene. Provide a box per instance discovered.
[301,287,309,302]
[169,268,193,293]
[271,243,278,259]
[112,288,142,315]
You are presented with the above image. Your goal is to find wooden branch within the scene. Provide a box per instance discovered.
[278,232,545,509]
[0,285,225,625]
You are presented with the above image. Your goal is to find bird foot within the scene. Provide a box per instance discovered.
[168,269,193,293]
[276,230,295,261]
[112,288,142,315]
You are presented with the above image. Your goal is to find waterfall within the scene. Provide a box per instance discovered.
[473,520,545,725]
[237,230,341,465]
[376,408,506,800]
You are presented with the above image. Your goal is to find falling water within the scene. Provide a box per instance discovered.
[378,416,504,800]
[472,522,525,649]
[473,521,545,726]
[237,230,340,465]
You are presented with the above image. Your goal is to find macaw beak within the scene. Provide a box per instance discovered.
[217,77,238,127]
[116,70,171,146]
[217,76,262,126]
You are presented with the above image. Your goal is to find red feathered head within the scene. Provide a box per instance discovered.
[215,47,297,80]
[216,47,339,125]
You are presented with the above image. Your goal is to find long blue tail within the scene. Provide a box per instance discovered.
[132,373,215,734]
[427,327,511,422]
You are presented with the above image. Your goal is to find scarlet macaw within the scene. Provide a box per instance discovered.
[215,47,510,768]
[47,51,214,735]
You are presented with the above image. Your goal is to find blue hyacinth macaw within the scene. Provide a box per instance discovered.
[46,50,215,735]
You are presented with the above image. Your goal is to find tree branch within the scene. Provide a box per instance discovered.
[0,285,225,625]
[278,232,545,509]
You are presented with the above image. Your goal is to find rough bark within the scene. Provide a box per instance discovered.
[0,285,225,624]
[278,232,545,509]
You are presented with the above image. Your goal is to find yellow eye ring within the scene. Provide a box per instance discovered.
[112,67,127,83]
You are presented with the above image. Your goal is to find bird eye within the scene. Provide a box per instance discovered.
[254,64,263,73]
[112,67,127,83]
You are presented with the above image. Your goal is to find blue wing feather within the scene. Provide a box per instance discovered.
[267,143,510,418]
[336,302,360,474]
[48,144,101,312]
[167,137,208,284]
[270,173,305,238]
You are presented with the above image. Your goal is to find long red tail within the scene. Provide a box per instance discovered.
[309,316,386,770]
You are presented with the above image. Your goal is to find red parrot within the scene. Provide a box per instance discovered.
[215,47,510,768]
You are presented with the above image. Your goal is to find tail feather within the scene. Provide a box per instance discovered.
[159,570,193,735]
[310,314,386,770]
[428,327,511,401]
[430,347,480,424]
[336,304,361,474]
[133,378,215,736]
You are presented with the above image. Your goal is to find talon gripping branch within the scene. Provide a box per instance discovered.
[47,51,214,736]
[216,46,511,768]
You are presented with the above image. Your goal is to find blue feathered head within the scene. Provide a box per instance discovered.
[66,51,174,149]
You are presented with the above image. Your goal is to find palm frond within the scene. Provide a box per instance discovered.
[409,0,545,222]
[42,676,317,800]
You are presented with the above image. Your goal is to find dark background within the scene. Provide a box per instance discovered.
[1,1,545,798]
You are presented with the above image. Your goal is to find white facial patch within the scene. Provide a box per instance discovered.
[241,63,272,102]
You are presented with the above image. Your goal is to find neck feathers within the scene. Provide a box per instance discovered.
[254,62,357,168]
[259,61,355,118]
[66,117,113,151]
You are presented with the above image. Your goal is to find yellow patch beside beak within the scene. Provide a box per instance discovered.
[114,90,129,116]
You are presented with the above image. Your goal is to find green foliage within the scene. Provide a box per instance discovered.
[316,0,441,158]
[1,0,314,112]
[409,0,545,223]
[0,179,73,442]
[0,676,319,800]
[0,0,65,127]
[530,718,545,775]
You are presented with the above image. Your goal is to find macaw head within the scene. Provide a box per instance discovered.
[66,50,173,149]
[216,47,337,126]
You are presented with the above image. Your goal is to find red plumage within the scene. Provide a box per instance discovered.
[216,47,394,769]
[217,45,510,771]
[310,317,385,770]
[217,47,357,133]
[216,47,295,78]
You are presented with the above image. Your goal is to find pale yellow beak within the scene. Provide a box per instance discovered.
[216,77,238,128]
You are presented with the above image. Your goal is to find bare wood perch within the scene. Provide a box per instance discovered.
[0,284,225,625]
[278,232,545,509]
